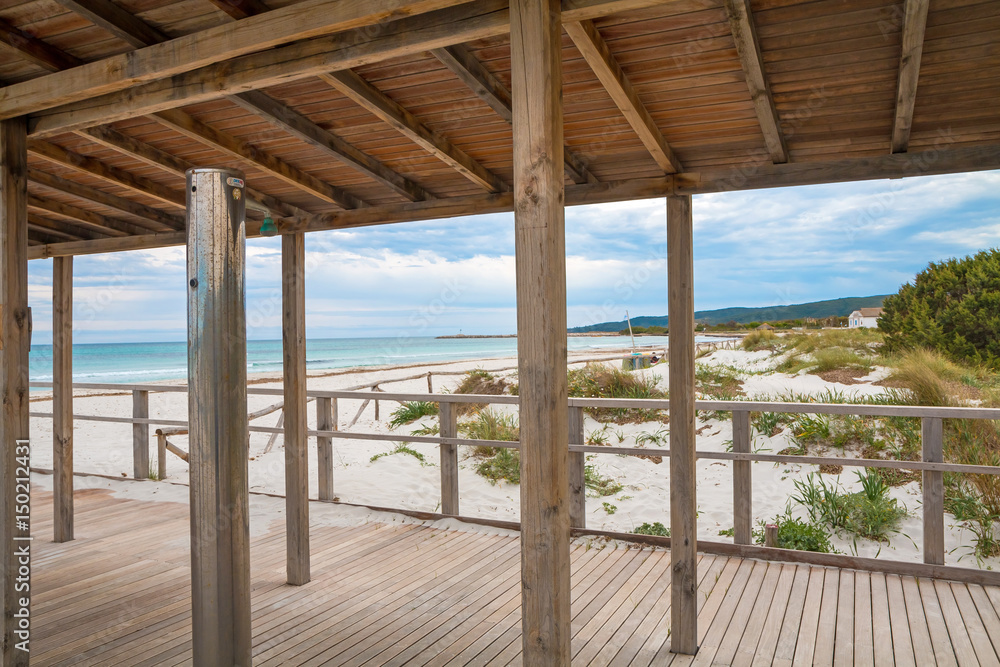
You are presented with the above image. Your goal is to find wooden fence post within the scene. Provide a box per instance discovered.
[373,385,380,421]
[133,389,149,479]
[568,406,586,528]
[317,397,336,502]
[52,254,74,542]
[922,416,944,565]
[157,432,167,480]
[439,401,459,515]
[427,373,433,393]
[732,410,752,545]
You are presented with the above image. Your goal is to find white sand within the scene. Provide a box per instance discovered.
[27,343,998,570]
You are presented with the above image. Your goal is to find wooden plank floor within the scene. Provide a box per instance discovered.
[28,487,1000,666]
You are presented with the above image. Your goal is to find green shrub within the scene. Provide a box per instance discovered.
[754,512,833,553]
[791,471,906,542]
[879,248,1000,368]
[388,401,439,428]
[453,369,510,415]
[695,364,744,398]
[475,448,519,485]
[585,464,623,497]
[742,329,780,351]
[633,522,670,537]
[459,408,519,457]
[567,363,666,423]
[602,502,617,515]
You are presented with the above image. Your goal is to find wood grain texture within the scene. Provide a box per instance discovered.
[667,192,697,655]
[891,0,930,153]
[52,255,73,542]
[282,231,310,585]
[510,0,570,661]
[568,405,586,528]
[0,117,30,667]
[732,409,751,545]
[922,416,944,565]
[132,389,149,479]
[316,396,335,502]
[52,0,168,49]
[0,17,83,72]
[439,400,459,515]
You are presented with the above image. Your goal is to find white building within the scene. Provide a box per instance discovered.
[848,307,884,328]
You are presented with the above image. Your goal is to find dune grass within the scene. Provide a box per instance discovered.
[453,369,511,415]
[459,408,521,483]
[567,363,666,423]
[388,401,439,428]
[741,329,780,351]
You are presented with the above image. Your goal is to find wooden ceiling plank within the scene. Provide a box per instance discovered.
[28,167,184,230]
[0,0,474,120]
[432,43,598,184]
[25,0,657,136]
[153,108,367,209]
[203,0,272,20]
[320,69,510,192]
[723,0,788,164]
[230,90,435,201]
[51,0,169,49]
[0,18,83,72]
[891,0,930,154]
[27,194,151,236]
[80,124,307,217]
[28,213,105,241]
[564,19,682,173]
[27,138,186,209]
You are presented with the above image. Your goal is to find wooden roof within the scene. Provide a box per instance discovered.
[0,0,997,258]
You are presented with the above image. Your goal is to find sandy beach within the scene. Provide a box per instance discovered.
[26,340,997,571]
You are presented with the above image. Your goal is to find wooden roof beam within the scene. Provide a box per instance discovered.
[0,0,473,120]
[0,18,83,71]
[891,0,929,154]
[432,44,597,185]
[204,0,272,20]
[28,167,184,230]
[564,20,682,174]
[80,125,304,218]
[153,108,366,209]
[320,70,509,193]
[27,194,157,236]
[723,0,787,164]
[229,90,435,202]
[24,0,660,136]
[27,139,187,209]
[51,0,168,49]
[27,215,94,241]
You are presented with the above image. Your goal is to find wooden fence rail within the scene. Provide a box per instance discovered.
[26,380,1000,578]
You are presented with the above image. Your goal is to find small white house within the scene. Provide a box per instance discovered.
[848,307,883,329]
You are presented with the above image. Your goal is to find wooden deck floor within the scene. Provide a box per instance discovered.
[28,487,1000,666]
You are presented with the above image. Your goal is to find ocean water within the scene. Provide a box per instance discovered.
[28,335,696,385]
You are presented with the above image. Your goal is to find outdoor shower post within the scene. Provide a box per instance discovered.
[186,168,251,666]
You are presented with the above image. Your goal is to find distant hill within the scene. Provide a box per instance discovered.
[568,295,890,333]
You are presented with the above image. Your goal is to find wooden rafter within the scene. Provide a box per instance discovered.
[0,0,473,120]
[564,20,681,174]
[27,194,154,236]
[80,125,304,217]
[320,70,509,193]
[204,0,272,20]
[153,109,366,209]
[723,0,787,164]
[229,91,434,202]
[29,167,184,229]
[432,44,597,184]
[27,214,96,241]
[24,0,655,136]
[51,0,168,48]
[0,18,82,72]
[891,0,930,154]
[27,139,186,209]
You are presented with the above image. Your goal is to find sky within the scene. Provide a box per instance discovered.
[25,169,1000,345]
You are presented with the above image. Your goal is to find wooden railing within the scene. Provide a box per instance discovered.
[28,379,1000,583]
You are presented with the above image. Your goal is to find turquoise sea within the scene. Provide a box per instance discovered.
[27,335,700,385]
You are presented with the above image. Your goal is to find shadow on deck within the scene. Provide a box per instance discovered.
[30,487,1000,666]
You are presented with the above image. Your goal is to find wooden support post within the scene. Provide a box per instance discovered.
[668,193,698,655]
[1,116,30,667]
[764,523,778,548]
[922,416,944,565]
[132,389,149,479]
[186,167,251,666]
[52,254,73,542]
[282,231,310,585]
[157,432,167,480]
[439,401,459,515]
[427,372,433,393]
[511,0,571,660]
[316,396,335,502]
[732,410,751,545]
[373,385,380,422]
[568,406,586,528]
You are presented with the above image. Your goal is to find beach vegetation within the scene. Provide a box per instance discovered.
[791,471,906,542]
[370,443,431,466]
[634,427,669,448]
[632,522,670,537]
[586,426,611,446]
[585,464,624,497]
[741,329,780,351]
[718,527,735,537]
[695,364,744,398]
[459,408,520,457]
[567,363,666,423]
[879,249,1000,368]
[754,511,833,553]
[410,423,439,436]
[602,502,618,515]
[388,401,438,428]
[453,369,511,415]
[475,448,520,485]
[752,411,789,437]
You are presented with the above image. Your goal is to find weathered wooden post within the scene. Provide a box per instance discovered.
[1,116,30,667]
[568,405,587,528]
[186,167,251,666]
[316,396,336,502]
[53,255,74,542]
[511,0,571,660]
[732,410,752,545]
[668,194,698,655]
[922,416,944,565]
[439,401,459,515]
[282,231,310,585]
[157,432,168,480]
[132,389,149,479]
